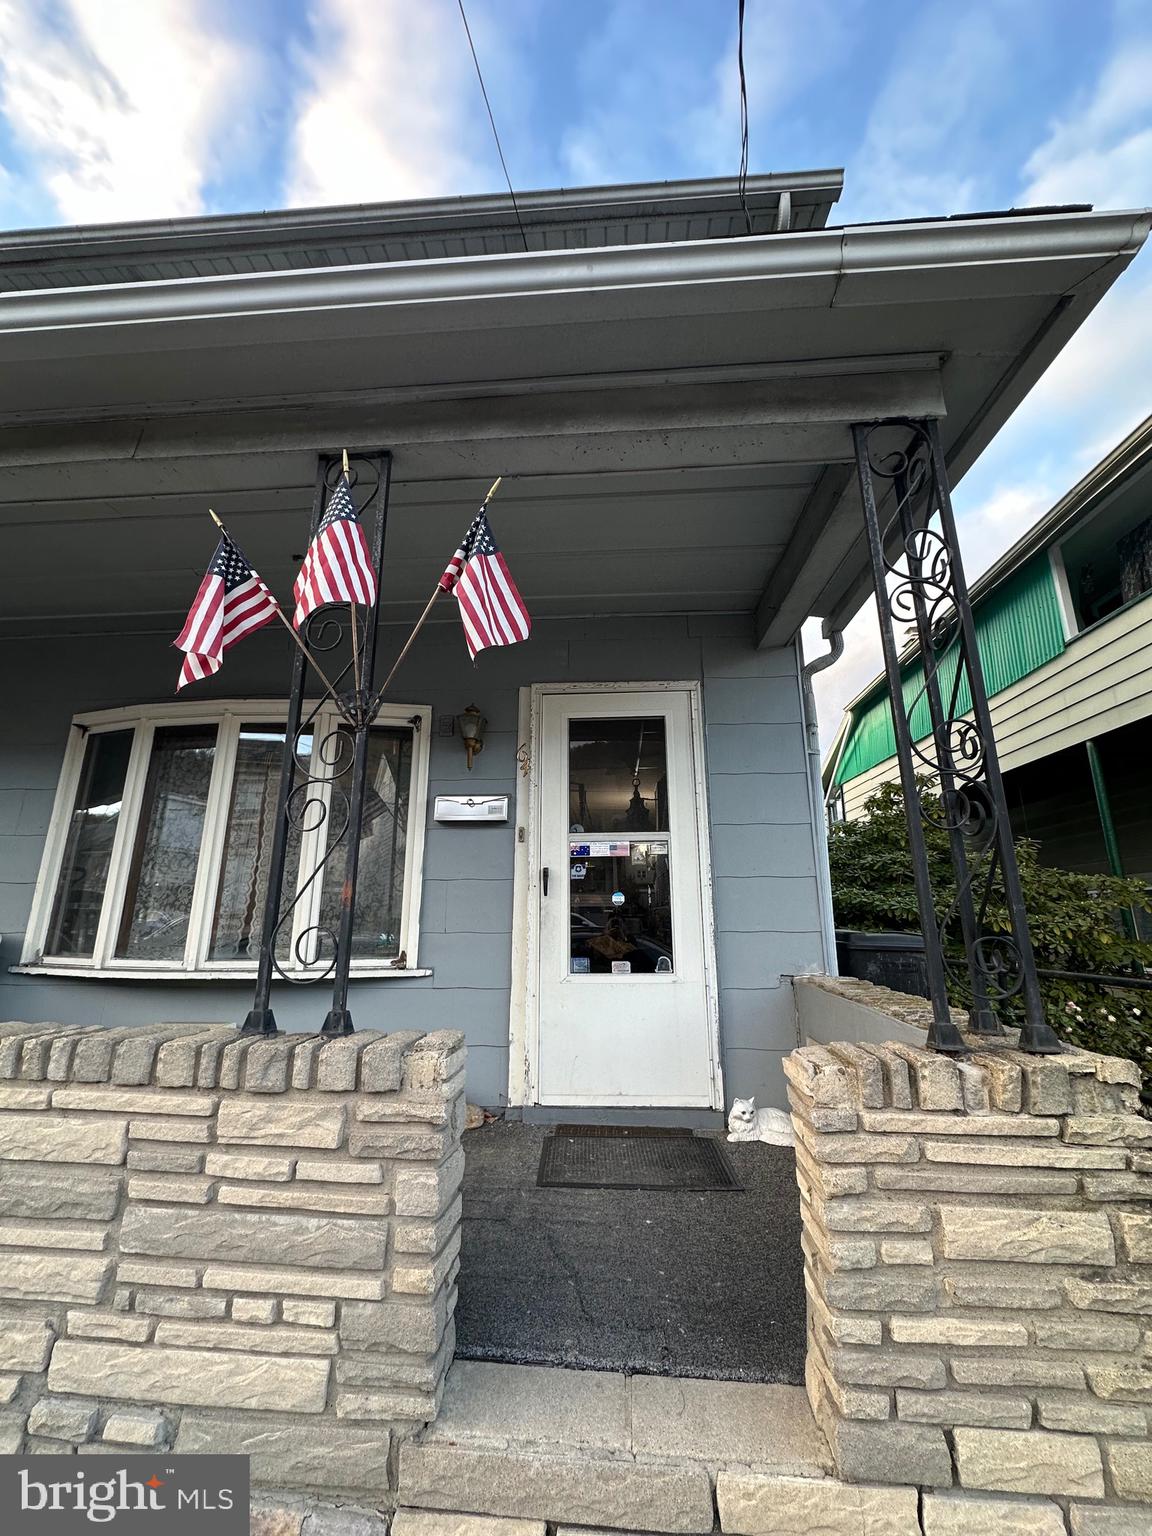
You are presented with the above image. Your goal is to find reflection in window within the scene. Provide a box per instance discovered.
[319,726,413,962]
[116,726,217,961]
[44,730,133,958]
[568,840,674,975]
[208,727,311,962]
[568,717,668,834]
[568,713,673,977]
[34,705,426,975]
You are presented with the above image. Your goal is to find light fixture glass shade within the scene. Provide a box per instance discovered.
[457,705,487,770]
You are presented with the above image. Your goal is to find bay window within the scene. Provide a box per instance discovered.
[22,701,430,977]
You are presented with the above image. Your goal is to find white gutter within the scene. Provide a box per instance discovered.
[0,210,1145,336]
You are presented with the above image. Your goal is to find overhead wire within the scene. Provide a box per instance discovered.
[456,0,530,253]
[737,0,753,234]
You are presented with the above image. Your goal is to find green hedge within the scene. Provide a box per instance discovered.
[829,780,1152,1090]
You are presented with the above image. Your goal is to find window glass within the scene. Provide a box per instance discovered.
[568,718,673,975]
[568,717,668,833]
[44,730,133,958]
[115,726,217,961]
[318,725,413,962]
[207,726,310,963]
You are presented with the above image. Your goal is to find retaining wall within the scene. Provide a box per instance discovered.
[785,1031,1152,1510]
[0,1021,464,1498]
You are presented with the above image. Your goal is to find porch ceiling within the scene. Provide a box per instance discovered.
[0,197,1147,642]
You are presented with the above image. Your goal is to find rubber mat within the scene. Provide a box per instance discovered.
[537,1130,742,1191]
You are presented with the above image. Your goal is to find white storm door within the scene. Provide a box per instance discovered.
[536,689,716,1106]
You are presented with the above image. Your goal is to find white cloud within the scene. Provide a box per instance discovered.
[808,606,884,757]
[284,0,489,208]
[841,2,1009,222]
[0,0,255,224]
[1021,43,1152,210]
[561,0,850,189]
[815,23,1152,756]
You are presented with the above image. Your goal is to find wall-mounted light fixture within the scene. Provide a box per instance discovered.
[457,704,487,771]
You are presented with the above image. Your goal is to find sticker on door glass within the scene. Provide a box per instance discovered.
[569,843,590,858]
[570,863,587,881]
[571,956,590,974]
[608,841,629,857]
[611,960,632,974]
[611,890,625,906]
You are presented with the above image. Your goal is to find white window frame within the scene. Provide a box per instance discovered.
[18,699,432,980]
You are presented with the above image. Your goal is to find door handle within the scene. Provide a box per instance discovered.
[542,867,549,896]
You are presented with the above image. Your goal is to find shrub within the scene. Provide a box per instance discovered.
[829,780,1152,1087]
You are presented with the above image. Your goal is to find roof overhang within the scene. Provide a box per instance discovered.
[0,196,1147,642]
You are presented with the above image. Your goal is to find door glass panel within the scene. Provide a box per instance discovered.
[568,717,667,833]
[44,729,133,958]
[318,725,413,963]
[116,726,217,961]
[208,725,309,963]
[568,717,673,975]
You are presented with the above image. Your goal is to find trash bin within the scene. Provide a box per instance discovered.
[835,929,929,999]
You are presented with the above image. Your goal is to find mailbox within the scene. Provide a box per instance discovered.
[433,794,510,823]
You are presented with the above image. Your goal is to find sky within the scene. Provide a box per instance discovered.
[0,0,1149,748]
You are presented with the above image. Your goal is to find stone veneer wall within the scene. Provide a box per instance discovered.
[0,1021,464,1498]
[785,1028,1152,1511]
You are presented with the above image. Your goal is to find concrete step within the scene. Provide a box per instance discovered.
[397,1362,833,1533]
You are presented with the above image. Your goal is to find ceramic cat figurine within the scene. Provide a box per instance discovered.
[726,1096,795,1146]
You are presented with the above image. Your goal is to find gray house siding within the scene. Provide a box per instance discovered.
[0,614,823,1109]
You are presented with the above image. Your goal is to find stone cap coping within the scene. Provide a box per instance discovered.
[0,1022,466,1095]
[795,974,969,1034]
[786,1036,1143,1115]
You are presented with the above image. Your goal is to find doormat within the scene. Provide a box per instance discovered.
[551,1124,691,1138]
[537,1130,743,1191]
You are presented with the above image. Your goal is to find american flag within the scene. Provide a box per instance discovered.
[293,473,377,629]
[439,508,531,660]
[174,532,280,691]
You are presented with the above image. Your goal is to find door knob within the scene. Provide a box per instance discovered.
[542,867,549,896]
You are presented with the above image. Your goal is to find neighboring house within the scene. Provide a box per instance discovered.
[0,173,1147,1115]
[825,414,1152,932]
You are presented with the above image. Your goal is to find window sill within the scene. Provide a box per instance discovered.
[10,964,434,983]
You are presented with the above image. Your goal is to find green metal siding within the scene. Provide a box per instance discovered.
[834,554,1066,786]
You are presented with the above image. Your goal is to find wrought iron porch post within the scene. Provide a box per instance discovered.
[892,464,999,1037]
[240,460,327,1037]
[321,451,393,1037]
[851,418,1062,1054]
[853,424,965,1052]
[240,449,393,1039]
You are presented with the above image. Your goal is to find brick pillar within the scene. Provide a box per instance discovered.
[785,1038,1152,1505]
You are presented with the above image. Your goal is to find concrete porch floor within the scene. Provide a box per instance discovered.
[454,1123,806,1383]
[398,1359,833,1533]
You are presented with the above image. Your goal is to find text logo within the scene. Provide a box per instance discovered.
[1,1455,248,1534]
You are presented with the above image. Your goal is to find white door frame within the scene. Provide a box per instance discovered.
[507,680,723,1109]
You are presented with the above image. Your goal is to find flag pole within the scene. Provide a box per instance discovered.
[368,476,504,711]
[207,508,345,708]
[342,449,363,713]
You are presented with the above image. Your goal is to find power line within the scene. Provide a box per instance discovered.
[737,0,753,235]
[457,0,530,253]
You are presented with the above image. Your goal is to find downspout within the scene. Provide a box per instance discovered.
[800,619,844,975]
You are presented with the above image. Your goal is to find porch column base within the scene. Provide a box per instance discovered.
[786,1038,1149,1503]
[238,1007,281,1037]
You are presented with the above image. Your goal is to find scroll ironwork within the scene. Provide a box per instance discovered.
[240,449,393,1037]
[851,418,1062,1054]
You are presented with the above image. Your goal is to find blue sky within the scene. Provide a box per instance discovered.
[0,0,1149,739]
